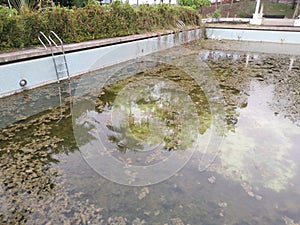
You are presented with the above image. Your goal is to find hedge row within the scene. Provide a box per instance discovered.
[0,3,201,51]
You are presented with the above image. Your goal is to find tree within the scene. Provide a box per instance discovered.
[0,0,8,6]
[195,0,210,12]
[52,0,88,7]
[179,0,210,12]
[3,0,40,11]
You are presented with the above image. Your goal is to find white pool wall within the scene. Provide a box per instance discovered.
[0,29,201,98]
[206,28,300,44]
[1,26,300,98]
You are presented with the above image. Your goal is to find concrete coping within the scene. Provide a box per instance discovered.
[205,23,300,31]
[1,24,299,64]
[0,29,196,64]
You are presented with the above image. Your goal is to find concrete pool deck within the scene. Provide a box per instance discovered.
[205,23,300,31]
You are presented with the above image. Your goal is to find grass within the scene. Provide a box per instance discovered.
[202,0,295,18]
[263,2,294,18]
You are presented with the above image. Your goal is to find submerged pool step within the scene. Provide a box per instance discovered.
[53,55,70,82]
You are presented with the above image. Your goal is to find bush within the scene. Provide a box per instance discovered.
[212,9,221,19]
[0,3,201,51]
[0,7,26,49]
[21,7,48,46]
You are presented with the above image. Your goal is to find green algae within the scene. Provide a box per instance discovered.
[96,63,213,151]
[0,41,300,224]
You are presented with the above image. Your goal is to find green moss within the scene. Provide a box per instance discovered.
[97,63,212,151]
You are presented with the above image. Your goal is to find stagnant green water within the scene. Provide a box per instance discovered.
[0,41,300,224]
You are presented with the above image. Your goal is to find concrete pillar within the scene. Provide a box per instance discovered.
[254,0,260,15]
[250,0,263,25]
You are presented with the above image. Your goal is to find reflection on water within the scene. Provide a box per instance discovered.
[0,41,300,224]
[216,82,297,192]
[98,77,199,153]
[95,64,210,152]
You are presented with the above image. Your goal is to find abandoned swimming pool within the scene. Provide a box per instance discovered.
[0,40,300,224]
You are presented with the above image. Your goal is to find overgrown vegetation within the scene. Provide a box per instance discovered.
[178,0,210,12]
[211,9,220,18]
[202,0,295,18]
[263,1,295,18]
[1,0,87,9]
[0,2,200,51]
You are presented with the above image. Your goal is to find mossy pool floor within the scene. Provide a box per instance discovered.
[1,40,300,225]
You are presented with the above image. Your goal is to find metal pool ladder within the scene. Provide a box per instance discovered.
[38,31,70,83]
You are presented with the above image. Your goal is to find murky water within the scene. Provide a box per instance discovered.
[0,41,300,225]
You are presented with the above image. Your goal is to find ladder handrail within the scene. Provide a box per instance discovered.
[176,20,185,29]
[38,30,70,82]
[38,31,52,50]
[38,30,71,123]
[48,31,70,79]
[38,31,60,82]
[48,31,63,48]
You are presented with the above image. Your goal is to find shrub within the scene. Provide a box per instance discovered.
[212,9,221,19]
[21,7,48,46]
[0,6,25,49]
[0,3,201,51]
